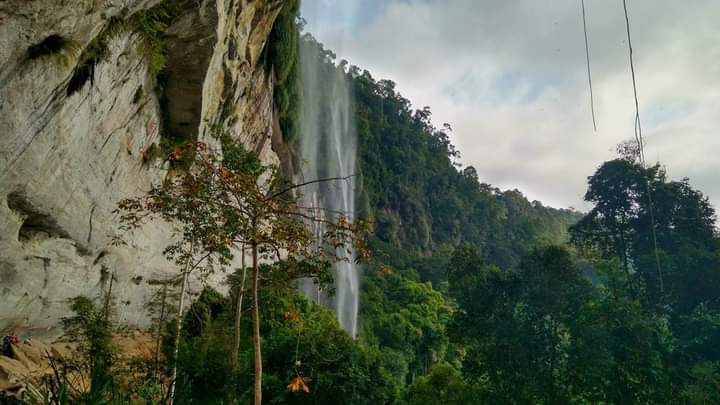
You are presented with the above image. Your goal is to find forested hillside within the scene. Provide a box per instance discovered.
[349,44,582,269]
[291,34,582,274]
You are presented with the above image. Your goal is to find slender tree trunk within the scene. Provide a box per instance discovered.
[251,241,262,405]
[155,284,168,375]
[168,270,189,405]
[102,273,114,320]
[232,245,247,369]
[618,216,636,297]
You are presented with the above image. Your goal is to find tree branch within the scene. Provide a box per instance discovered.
[265,175,357,201]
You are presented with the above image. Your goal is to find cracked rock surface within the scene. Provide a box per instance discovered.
[0,0,284,338]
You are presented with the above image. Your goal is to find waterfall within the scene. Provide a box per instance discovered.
[298,37,359,337]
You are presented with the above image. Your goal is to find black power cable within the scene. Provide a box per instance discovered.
[622,0,664,293]
[581,0,597,132]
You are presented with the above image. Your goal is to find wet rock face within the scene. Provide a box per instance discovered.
[0,0,283,338]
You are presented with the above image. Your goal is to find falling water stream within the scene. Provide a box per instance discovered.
[298,38,359,337]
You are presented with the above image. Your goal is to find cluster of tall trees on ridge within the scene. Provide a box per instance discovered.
[15,2,720,404]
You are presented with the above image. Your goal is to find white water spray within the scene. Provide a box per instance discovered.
[298,38,359,337]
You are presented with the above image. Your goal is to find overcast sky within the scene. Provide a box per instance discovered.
[300,0,720,210]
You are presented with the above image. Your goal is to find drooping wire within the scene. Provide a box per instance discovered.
[622,0,663,293]
[581,0,597,132]
[622,0,645,163]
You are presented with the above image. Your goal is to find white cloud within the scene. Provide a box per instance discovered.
[302,0,720,210]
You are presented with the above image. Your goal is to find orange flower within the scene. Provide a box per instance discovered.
[219,167,232,179]
[169,148,183,161]
[287,376,310,393]
[283,311,300,322]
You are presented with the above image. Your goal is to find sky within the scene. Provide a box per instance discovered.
[300,0,720,210]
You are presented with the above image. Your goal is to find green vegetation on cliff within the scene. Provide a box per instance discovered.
[267,0,302,144]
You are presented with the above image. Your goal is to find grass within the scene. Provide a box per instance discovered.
[66,16,124,96]
[128,2,180,74]
[66,1,179,96]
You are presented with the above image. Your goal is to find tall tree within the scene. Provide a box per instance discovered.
[569,159,646,284]
[118,141,369,405]
[570,158,720,312]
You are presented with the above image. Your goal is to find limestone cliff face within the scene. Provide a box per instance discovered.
[0,0,284,337]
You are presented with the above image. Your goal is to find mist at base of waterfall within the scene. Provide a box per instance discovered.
[297,37,359,338]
